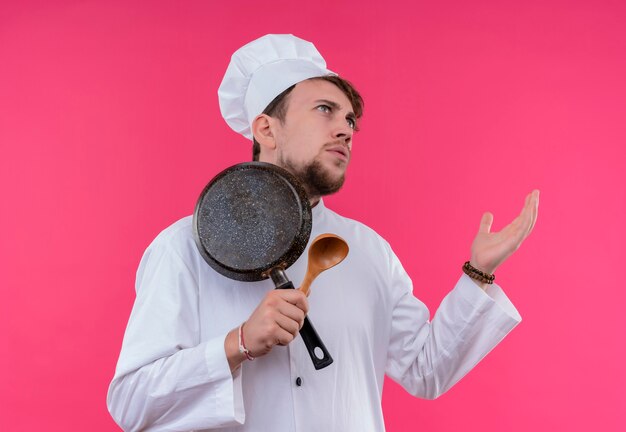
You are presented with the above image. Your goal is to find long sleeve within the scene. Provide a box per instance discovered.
[107,224,245,431]
[384,246,522,400]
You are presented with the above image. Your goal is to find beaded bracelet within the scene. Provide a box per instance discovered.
[462,261,496,284]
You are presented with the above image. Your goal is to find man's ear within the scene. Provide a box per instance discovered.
[251,114,276,151]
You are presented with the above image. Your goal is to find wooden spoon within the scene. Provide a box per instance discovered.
[299,233,349,297]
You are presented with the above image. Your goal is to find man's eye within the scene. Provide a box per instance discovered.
[347,118,356,129]
[317,105,331,113]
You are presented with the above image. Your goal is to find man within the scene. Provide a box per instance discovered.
[108,34,539,431]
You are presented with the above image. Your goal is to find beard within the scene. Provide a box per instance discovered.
[279,155,346,198]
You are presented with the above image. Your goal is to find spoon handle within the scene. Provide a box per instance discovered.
[299,273,315,297]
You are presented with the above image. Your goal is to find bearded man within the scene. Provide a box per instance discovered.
[108,34,539,431]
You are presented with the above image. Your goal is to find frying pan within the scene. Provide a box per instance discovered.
[192,162,333,370]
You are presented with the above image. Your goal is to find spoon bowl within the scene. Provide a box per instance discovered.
[300,234,349,296]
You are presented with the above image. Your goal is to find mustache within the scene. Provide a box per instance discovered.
[323,141,351,154]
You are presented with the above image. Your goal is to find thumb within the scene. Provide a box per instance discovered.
[479,212,494,234]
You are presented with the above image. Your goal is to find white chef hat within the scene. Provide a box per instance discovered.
[218,34,335,140]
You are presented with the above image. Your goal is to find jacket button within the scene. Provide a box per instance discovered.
[295,377,302,386]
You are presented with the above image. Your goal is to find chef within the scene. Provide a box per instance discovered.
[107,34,539,431]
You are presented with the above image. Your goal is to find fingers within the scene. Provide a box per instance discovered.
[277,299,307,328]
[520,190,540,238]
[528,190,540,234]
[243,289,309,357]
[479,212,494,234]
[278,289,309,315]
[274,314,301,345]
[517,193,532,238]
[506,190,540,245]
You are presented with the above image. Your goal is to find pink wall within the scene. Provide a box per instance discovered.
[1,0,624,430]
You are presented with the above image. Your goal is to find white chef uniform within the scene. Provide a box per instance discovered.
[107,199,521,431]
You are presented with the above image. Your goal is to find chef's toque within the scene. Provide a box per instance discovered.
[218,34,335,140]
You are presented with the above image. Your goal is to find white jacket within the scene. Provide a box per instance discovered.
[108,199,521,431]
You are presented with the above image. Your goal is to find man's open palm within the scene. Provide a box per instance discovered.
[469,190,540,275]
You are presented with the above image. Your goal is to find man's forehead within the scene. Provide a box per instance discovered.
[290,79,353,110]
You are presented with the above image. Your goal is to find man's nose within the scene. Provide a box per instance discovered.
[332,121,353,146]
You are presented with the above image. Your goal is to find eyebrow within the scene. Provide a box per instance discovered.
[314,99,357,122]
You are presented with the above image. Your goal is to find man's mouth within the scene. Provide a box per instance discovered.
[325,145,350,162]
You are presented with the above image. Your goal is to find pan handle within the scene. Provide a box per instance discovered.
[299,313,334,370]
[271,272,333,370]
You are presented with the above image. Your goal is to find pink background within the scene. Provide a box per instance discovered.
[1,0,625,430]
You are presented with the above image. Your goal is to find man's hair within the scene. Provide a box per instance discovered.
[252,75,364,161]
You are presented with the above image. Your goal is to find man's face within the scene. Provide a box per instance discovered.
[272,79,356,197]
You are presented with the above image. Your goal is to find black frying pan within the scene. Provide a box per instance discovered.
[192,162,333,370]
